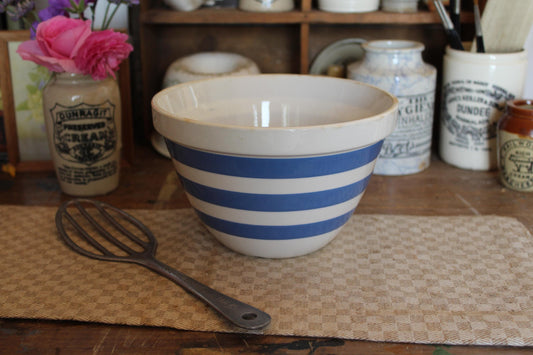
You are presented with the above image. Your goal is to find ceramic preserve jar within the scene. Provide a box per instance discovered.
[348,40,437,175]
[497,99,533,191]
[42,72,122,196]
[439,46,528,171]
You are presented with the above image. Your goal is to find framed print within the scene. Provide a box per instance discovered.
[0,30,133,172]
[0,30,52,171]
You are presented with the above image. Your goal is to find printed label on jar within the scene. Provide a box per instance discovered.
[499,130,533,191]
[57,161,118,186]
[379,91,435,159]
[50,101,117,166]
[441,79,515,151]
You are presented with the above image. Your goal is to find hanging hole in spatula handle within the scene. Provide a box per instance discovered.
[146,258,272,330]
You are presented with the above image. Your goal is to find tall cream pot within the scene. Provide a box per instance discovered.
[42,72,122,196]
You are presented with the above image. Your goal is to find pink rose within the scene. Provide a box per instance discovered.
[17,16,91,73]
[75,30,133,80]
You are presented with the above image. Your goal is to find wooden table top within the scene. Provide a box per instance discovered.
[1,144,532,354]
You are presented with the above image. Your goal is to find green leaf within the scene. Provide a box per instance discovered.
[29,72,40,82]
[26,85,38,95]
[433,347,453,355]
[16,101,29,111]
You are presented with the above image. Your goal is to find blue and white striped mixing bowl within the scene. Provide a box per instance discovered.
[152,74,398,258]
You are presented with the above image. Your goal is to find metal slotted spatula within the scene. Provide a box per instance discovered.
[55,199,271,330]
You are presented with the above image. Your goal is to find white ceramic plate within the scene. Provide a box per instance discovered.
[309,38,366,76]
[150,131,171,158]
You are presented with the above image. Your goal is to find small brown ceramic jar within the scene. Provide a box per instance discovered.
[497,99,533,191]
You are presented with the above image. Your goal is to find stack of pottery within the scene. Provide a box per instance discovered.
[318,0,379,13]
[381,0,419,13]
[239,0,294,12]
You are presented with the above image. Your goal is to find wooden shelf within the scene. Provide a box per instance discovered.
[141,8,474,25]
[306,9,474,24]
[138,1,476,139]
[141,8,304,24]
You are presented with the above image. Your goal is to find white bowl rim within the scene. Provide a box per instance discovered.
[152,74,399,156]
[153,74,398,130]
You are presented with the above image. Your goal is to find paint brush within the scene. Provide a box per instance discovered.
[473,0,485,52]
[450,0,461,39]
[435,0,464,50]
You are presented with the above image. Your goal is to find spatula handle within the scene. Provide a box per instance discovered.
[142,258,271,330]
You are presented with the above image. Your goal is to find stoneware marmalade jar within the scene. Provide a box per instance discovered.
[42,72,122,196]
[348,40,436,175]
[439,46,527,171]
[497,99,533,192]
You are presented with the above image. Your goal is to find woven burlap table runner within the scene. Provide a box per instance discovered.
[1,205,533,346]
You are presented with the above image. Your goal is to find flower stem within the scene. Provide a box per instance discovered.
[90,4,96,30]
[103,2,121,30]
[101,1,111,29]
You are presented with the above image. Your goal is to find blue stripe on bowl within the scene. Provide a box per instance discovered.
[196,209,354,240]
[166,140,383,179]
[180,175,371,212]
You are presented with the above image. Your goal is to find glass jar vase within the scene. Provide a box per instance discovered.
[42,72,122,196]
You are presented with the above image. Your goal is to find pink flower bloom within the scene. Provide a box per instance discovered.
[75,30,133,80]
[17,16,91,73]
[17,15,132,80]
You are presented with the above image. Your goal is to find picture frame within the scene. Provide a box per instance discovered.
[0,30,133,172]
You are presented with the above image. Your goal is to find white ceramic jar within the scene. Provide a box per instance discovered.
[347,40,436,175]
[318,0,379,13]
[439,46,528,171]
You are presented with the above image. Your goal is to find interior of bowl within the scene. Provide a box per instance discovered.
[153,74,396,128]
